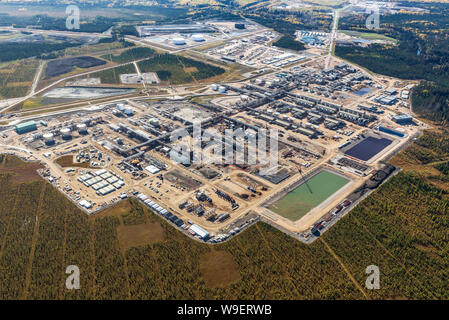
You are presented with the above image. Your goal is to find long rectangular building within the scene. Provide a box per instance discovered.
[15,121,37,134]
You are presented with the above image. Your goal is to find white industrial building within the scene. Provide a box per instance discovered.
[189,224,209,239]
[79,200,92,209]
[145,165,161,174]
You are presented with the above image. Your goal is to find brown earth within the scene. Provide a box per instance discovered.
[55,155,92,168]
[94,200,132,220]
[184,67,198,73]
[0,154,42,183]
[199,247,241,288]
[117,221,165,251]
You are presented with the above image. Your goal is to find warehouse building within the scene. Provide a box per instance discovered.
[378,126,406,138]
[15,120,37,134]
[113,181,125,189]
[189,224,210,239]
[392,114,413,125]
[315,104,338,114]
[292,109,308,119]
[297,127,317,138]
[274,119,291,129]
[79,200,92,209]
[97,185,116,196]
[375,95,398,105]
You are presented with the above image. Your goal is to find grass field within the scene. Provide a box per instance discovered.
[89,63,137,84]
[340,31,398,44]
[269,170,350,221]
[0,59,39,99]
[62,41,129,58]
[80,52,226,85]
[0,127,449,299]
[138,53,225,85]
[101,47,156,64]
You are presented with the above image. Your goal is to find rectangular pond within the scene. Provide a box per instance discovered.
[353,87,373,96]
[269,170,350,222]
[344,136,392,161]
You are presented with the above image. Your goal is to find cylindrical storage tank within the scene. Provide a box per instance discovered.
[124,108,133,116]
[191,34,205,42]
[211,84,218,91]
[77,123,87,134]
[117,104,125,112]
[173,37,186,45]
[218,86,227,93]
[60,128,71,140]
[43,133,54,145]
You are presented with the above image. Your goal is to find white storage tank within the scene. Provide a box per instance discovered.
[191,34,205,42]
[218,86,227,93]
[211,84,218,91]
[173,37,186,45]
[60,128,71,140]
[43,133,54,145]
[77,123,88,134]
[124,108,133,116]
[117,104,125,112]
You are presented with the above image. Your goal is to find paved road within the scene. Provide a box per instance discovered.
[325,5,352,70]
[30,61,45,95]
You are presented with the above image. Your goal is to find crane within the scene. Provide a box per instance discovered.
[292,161,313,194]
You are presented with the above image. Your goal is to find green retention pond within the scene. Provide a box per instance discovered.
[269,170,350,221]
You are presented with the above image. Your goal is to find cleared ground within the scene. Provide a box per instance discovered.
[0,154,42,183]
[55,155,92,168]
[117,221,165,251]
[199,248,241,288]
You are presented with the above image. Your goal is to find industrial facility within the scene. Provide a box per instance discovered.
[0,18,421,245]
